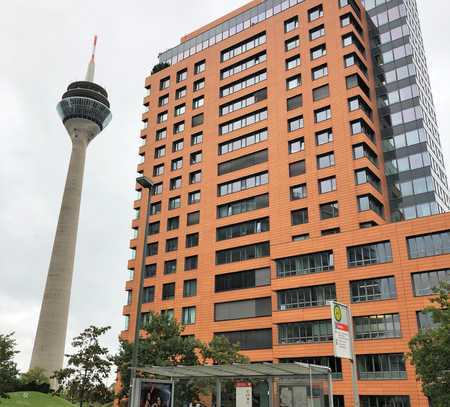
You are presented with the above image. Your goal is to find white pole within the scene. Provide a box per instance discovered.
[347,306,359,407]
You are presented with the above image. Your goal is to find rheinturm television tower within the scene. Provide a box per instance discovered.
[30,36,111,380]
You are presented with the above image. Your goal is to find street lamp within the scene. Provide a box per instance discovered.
[129,175,154,407]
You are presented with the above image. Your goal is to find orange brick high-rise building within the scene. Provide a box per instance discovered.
[122,1,450,406]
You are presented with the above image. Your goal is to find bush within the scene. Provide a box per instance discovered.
[151,62,170,74]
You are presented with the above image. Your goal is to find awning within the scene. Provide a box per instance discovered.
[138,363,331,379]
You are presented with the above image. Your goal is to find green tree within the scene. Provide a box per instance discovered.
[114,312,248,403]
[409,282,450,407]
[52,326,113,407]
[20,367,50,386]
[0,332,19,402]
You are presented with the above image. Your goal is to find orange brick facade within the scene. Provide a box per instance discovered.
[122,1,450,406]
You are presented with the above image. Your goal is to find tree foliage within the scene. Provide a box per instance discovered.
[52,326,113,407]
[409,282,450,407]
[151,62,170,75]
[114,313,248,402]
[20,367,50,385]
[0,332,19,401]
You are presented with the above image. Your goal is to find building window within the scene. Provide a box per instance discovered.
[157,111,168,124]
[171,158,183,171]
[193,78,205,92]
[287,94,303,111]
[154,146,166,158]
[290,183,307,200]
[165,237,178,252]
[144,264,156,278]
[316,128,333,145]
[309,24,325,41]
[320,202,339,220]
[285,357,342,380]
[288,115,304,132]
[220,70,267,97]
[176,86,187,99]
[142,286,155,303]
[284,16,299,33]
[357,354,406,380]
[322,228,340,236]
[153,164,164,177]
[162,283,175,300]
[279,320,332,344]
[348,96,372,118]
[172,139,184,153]
[357,194,384,217]
[286,74,301,90]
[167,216,180,231]
[308,5,324,21]
[342,33,365,56]
[188,190,201,205]
[164,260,177,275]
[190,133,203,147]
[220,88,267,116]
[347,241,392,267]
[218,171,268,197]
[288,137,304,154]
[168,196,181,210]
[216,242,270,265]
[190,151,202,165]
[360,396,410,407]
[215,267,271,292]
[187,211,200,226]
[417,311,439,330]
[217,193,269,219]
[350,276,397,303]
[189,170,202,184]
[317,152,335,169]
[192,114,204,127]
[354,313,401,340]
[219,108,267,135]
[221,32,266,62]
[339,0,361,17]
[286,55,301,70]
[160,76,170,90]
[412,270,450,296]
[183,279,197,297]
[219,128,268,155]
[193,96,204,109]
[289,160,306,177]
[319,177,336,194]
[181,307,196,325]
[148,221,160,236]
[217,217,269,241]
[159,94,169,107]
[293,234,310,242]
[161,309,174,320]
[218,149,268,176]
[346,73,370,98]
[216,329,272,350]
[155,128,167,141]
[344,52,367,75]
[276,251,334,277]
[353,143,378,165]
[312,64,328,80]
[174,104,186,117]
[311,44,326,60]
[174,121,185,134]
[220,51,267,80]
[407,231,450,259]
[313,84,330,102]
[177,69,187,83]
[170,177,182,191]
[278,284,336,310]
[146,242,158,256]
[291,208,308,226]
[285,36,300,51]
[194,60,206,74]
[184,255,198,271]
[150,202,161,215]
[215,297,271,321]
[314,106,331,122]
[355,168,380,191]
[186,232,199,248]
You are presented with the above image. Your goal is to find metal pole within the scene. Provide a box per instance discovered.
[129,179,153,407]
[216,379,221,407]
[328,368,334,407]
[347,307,360,407]
[309,365,313,407]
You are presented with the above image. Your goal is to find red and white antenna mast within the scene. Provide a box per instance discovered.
[85,35,97,82]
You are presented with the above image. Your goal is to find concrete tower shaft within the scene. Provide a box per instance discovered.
[30,37,111,381]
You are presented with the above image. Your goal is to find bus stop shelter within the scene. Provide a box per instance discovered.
[132,363,333,407]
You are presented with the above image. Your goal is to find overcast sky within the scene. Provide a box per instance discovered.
[1,0,449,373]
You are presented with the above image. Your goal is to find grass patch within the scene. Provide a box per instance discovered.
[1,392,75,406]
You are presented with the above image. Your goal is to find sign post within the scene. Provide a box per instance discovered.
[329,301,359,407]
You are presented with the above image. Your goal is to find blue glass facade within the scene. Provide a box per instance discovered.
[363,0,450,221]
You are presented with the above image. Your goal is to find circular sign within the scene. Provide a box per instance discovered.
[333,304,342,322]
